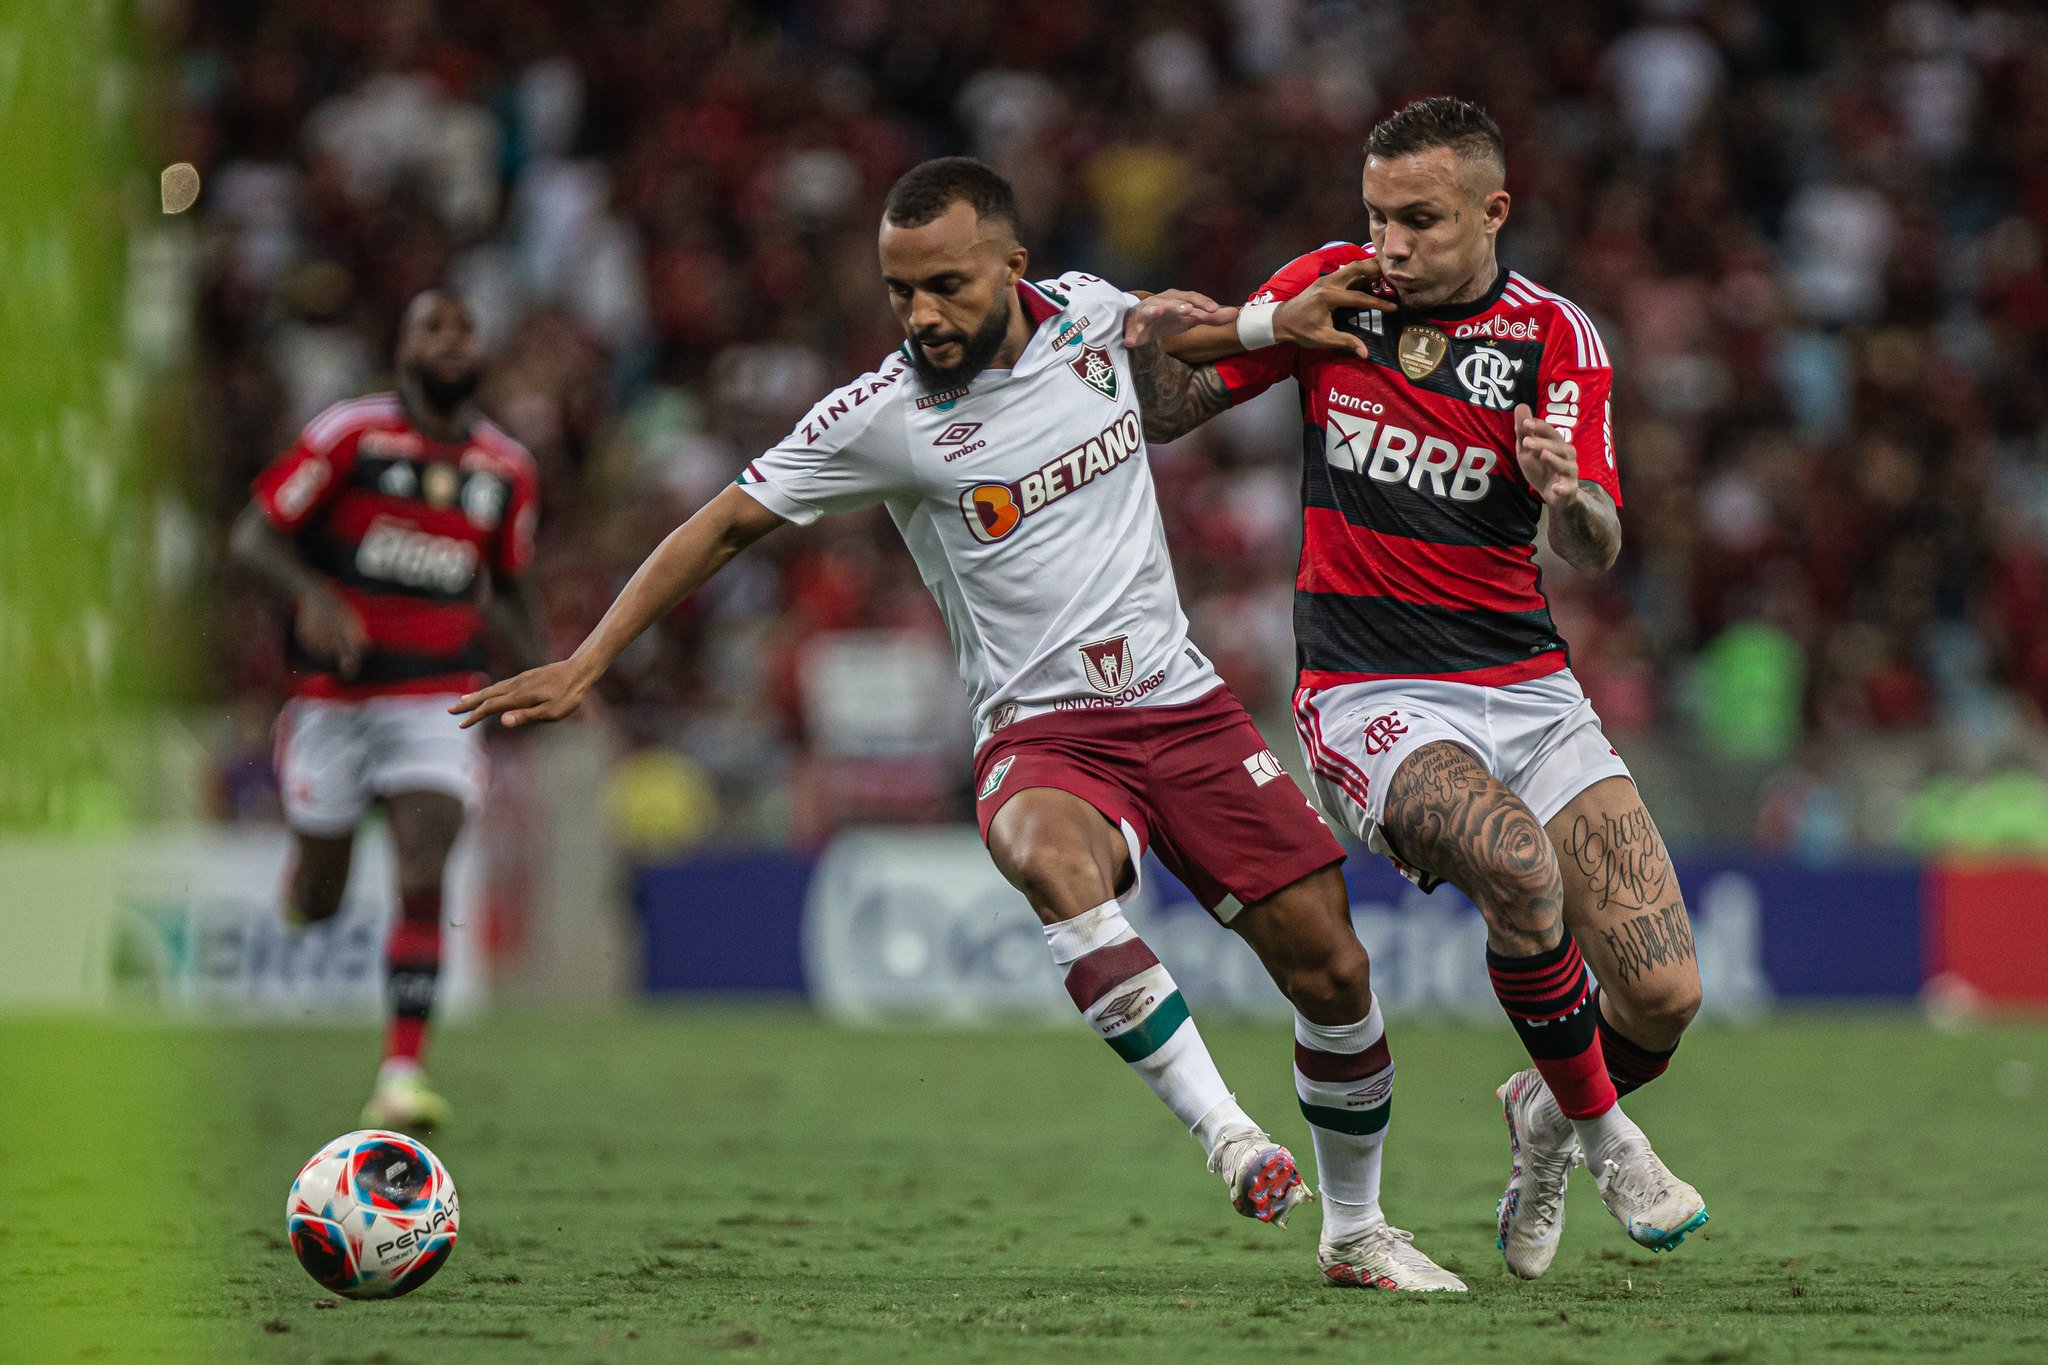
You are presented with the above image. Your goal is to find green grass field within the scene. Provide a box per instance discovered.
[5,1010,2046,1364]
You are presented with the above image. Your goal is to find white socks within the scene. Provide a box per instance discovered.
[1294,995,1394,1243]
[1044,902,1249,1159]
[1531,1074,1646,1172]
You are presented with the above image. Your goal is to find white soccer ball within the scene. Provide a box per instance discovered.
[286,1129,459,1299]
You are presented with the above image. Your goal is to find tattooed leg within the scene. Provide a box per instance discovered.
[1380,741,1563,955]
[1382,741,1615,1118]
[1548,776,1702,1062]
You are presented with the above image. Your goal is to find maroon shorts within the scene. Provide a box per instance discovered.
[972,685,1345,919]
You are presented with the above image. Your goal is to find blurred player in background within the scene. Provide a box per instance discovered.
[456,159,1466,1292]
[231,291,545,1134]
[1152,98,1708,1276]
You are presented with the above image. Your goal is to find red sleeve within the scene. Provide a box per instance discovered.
[251,424,357,532]
[494,454,540,575]
[1534,300,1621,506]
[1214,242,1376,404]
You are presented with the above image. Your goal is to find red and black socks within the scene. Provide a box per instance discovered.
[1595,989,1678,1097]
[1485,936,1617,1120]
[383,887,443,1067]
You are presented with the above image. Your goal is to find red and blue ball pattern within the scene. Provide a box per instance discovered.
[286,1129,459,1299]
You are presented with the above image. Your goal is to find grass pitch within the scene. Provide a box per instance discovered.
[5,1011,2046,1363]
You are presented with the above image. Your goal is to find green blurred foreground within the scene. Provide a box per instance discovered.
[4,1011,2045,1363]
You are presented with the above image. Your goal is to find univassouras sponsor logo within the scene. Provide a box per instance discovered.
[1454,315,1540,340]
[1053,667,1166,710]
[958,409,1142,544]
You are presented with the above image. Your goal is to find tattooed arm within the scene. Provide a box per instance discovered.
[1123,289,1239,443]
[1512,403,1622,573]
[1547,481,1623,573]
[1128,343,1233,443]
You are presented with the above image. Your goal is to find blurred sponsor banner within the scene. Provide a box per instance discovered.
[634,827,1941,1013]
[101,824,485,1019]
[1928,862,2048,1006]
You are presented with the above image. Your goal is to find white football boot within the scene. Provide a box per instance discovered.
[1495,1068,1583,1279]
[1208,1129,1314,1228]
[360,1062,452,1135]
[1593,1139,1708,1252]
[1319,1225,1468,1292]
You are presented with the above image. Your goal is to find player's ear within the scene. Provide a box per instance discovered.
[1004,243,1028,286]
[1483,188,1511,237]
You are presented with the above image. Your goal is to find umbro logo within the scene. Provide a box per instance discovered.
[935,421,986,462]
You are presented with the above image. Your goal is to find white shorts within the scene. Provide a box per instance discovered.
[1292,669,1632,887]
[273,694,486,837]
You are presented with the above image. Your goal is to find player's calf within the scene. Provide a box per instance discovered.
[1044,900,1307,1224]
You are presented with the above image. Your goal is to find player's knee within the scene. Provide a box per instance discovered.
[1474,838,1563,937]
[1285,945,1373,1023]
[292,870,347,924]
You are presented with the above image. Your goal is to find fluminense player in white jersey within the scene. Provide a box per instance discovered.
[454,158,1463,1292]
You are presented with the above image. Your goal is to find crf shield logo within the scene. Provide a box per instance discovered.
[934,421,981,445]
[1455,346,1524,409]
[1078,635,1136,694]
[1361,711,1409,755]
[1068,345,1118,400]
[979,755,1016,801]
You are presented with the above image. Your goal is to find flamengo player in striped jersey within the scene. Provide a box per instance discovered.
[1142,99,1709,1276]
[232,291,545,1134]
[455,159,1465,1292]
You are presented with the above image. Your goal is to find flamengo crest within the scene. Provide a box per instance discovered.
[1069,345,1118,400]
[1078,634,1136,694]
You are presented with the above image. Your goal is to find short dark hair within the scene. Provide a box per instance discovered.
[1365,97,1506,173]
[883,157,1020,237]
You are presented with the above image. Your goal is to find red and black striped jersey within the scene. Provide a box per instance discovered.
[251,393,539,699]
[1216,242,1618,690]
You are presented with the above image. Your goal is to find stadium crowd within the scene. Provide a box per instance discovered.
[174,0,2048,853]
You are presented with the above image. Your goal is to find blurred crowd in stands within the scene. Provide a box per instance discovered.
[171,0,2048,856]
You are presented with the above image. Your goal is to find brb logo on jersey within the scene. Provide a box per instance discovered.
[1324,411,1499,503]
[959,410,1143,543]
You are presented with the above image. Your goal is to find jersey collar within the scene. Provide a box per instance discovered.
[1399,263,1510,324]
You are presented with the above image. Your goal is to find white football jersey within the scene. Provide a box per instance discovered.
[736,272,1220,748]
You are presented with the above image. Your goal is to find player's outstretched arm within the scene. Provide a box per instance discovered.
[1513,403,1621,573]
[1160,258,1390,366]
[451,485,786,729]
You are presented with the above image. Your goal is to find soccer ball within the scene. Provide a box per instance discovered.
[286,1129,459,1298]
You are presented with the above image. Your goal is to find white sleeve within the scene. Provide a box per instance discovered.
[735,360,914,526]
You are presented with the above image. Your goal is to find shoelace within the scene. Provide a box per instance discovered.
[1349,1224,1440,1273]
[1601,1147,1674,1207]
[1522,1143,1582,1233]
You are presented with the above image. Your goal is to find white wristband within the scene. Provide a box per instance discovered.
[1236,300,1279,350]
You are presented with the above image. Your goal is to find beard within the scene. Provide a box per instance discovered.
[412,363,481,413]
[907,298,1013,391]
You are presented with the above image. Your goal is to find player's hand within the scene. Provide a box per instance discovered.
[1125,290,1237,347]
[1273,259,1394,360]
[450,659,594,729]
[1513,403,1582,506]
[294,586,368,679]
